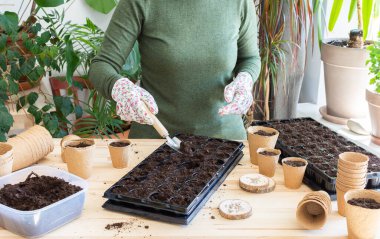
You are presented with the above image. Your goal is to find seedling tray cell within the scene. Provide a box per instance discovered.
[252,118,380,197]
[103,134,244,220]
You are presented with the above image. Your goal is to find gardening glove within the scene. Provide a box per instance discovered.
[111,78,158,125]
[218,72,254,115]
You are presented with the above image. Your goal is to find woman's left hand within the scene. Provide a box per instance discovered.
[218,72,254,116]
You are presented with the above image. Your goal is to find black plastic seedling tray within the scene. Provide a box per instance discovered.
[103,151,244,225]
[103,134,244,222]
[252,118,380,198]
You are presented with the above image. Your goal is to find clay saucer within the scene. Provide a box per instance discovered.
[319,106,348,125]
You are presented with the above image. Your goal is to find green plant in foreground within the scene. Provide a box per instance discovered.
[367,32,380,93]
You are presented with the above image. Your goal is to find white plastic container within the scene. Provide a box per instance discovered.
[0,166,87,238]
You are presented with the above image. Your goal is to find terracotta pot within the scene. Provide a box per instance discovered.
[257,148,281,177]
[345,189,380,239]
[60,135,81,163]
[321,39,370,120]
[65,139,95,179]
[0,143,13,176]
[282,157,308,189]
[247,126,279,165]
[366,89,380,145]
[108,140,132,169]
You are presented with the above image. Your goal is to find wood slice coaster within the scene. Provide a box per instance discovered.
[239,174,276,193]
[219,199,252,220]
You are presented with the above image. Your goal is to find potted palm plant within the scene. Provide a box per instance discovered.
[316,0,379,123]
[366,32,380,144]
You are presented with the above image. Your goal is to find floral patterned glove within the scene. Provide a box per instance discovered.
[218,72,254,116]
[112,78,158,125]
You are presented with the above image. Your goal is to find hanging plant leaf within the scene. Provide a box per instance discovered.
[328,0,344,31]
[34,0,64,7]
[348,0,357,22]
[85,0,118,14]
[362,0,374,39]
[64,35,80,87]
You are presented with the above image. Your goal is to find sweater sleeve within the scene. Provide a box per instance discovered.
[235,0,261,83]
[89,0,145,99]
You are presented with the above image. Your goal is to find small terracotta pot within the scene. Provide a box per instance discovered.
[282,157,308,189]
[65,139,95,179]
[345,189,380,239]
[108,140,132,169]
[60,135,81,163]
[339,152,369,168]
[0,143,13,176]
[296,200,328,230]
[247,126,279,165]
[257,148,281,177]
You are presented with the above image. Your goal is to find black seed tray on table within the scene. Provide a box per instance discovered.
[103,134,244,219]
[252,118,380,198]
[103,151,244,225]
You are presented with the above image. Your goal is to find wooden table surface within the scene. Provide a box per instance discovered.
[0,139,366,239]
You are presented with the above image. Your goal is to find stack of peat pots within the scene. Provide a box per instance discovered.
[0,143,14,176]
[296,191,332,230]
[7,125,54,171]
[336,152,369,216]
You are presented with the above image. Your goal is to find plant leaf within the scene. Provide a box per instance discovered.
[34,0,64,7]
[64,35,80,86]
[348,0,357,21]
[27,92,39,105]
[85,0,118,14]
[362,0,374,39]
[328,0,344,31]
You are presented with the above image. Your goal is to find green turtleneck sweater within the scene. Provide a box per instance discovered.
[89,0,261,140]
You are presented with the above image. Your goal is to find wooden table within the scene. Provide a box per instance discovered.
[0,138,367,239]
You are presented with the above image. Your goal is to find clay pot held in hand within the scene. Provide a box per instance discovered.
[60,135,81,163]
[247,126,279,165]
[344,189,380,239]
[65,139,95,179]
[0,143,13,176]
[282,157,308,189]
[257,148,281,177]
[108,140,132,169]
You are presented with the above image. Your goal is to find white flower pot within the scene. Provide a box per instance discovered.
[321,39,370,119]
[366,89,380,140]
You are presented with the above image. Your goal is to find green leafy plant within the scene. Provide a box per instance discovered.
[85,0,118,14]
[367,32,380,93]
[314,0,380,46]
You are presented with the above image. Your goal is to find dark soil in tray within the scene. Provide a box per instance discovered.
[68,142,91,148]
[284,161,306,167]
[0,172,82,211]
[254,130,276,137]
[110,141,130,147]
[259,151,279,156]
[348,198,380,209]
[107,134,242,209]
[258,119,380,178]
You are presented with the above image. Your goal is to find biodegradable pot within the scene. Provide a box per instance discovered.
[336,186,347,217]
[7,125,54,171]
[296,200,328,230]
[65,139,95,179]
[60,135,81,163]
[0,143,13,176]
[321,39,370,120]
[282,157,308,189]
[247,126,279,165]
[339,152,369,168]
[366,89,380,145]
[257,148,281,177]
[345,189,380,239]
[108,140,132,169]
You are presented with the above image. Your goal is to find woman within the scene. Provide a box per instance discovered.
[89,0,261,140]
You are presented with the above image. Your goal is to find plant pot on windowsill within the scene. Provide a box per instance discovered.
[320,38,372,124]
[366,89,380,145]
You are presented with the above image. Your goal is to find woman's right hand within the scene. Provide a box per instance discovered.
[111,78,158,125]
